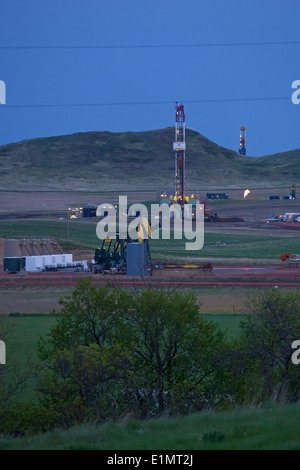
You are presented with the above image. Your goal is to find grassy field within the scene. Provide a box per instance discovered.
[151,232,300,260]
[0,285,259,315]
[0,219,98,249]
[5,314,56,365]
[1,403,300,450]
[1,218,299,261]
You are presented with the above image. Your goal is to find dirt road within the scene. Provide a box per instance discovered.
[0,264,299,288]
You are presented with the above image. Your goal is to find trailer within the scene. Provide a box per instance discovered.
[206,192,229,200]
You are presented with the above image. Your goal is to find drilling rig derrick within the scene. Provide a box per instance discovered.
[173,102,186,205]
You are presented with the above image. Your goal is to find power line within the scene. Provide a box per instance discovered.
[0,41,300,50]
[0,96,291,109]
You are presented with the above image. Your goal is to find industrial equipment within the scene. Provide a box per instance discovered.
[173,102,186,206]
[69,206,98,218]
[92,235,127,274]
[291,183,296,200]
[239,127,246,155]
[82,206,97,217]
[206,192,229,200]
[280,253,300,266]
[2,238,75,273]
[69,207,83,219]
[127,243,148,276]
[280,213,300,222]
[92,218,152,275]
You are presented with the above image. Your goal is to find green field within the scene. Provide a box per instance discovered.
[1,403,300,450]
[1,218,299,260]
[151,232,300,260]
[0,284,274,316]
[0,219,98,249]
[5,314,56,366]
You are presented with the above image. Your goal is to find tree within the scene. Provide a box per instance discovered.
[39,278,124,359]
[37,344,131,427]
[37,278,131,425]
[119,288,228,416]
[239,289,300,402]
[37,280,230,424]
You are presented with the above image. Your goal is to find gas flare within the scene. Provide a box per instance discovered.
[244,189,250,199]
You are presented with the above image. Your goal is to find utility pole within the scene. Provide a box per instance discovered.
[67,208,70,240]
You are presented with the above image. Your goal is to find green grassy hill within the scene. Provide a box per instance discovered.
[1,403,300,450]
[0,128,299,191]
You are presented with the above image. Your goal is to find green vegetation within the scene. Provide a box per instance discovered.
[6,315,56,362]
[2,311,242,402]
[0,219,98,249]
[1,285,300,449]
[151,232,300,260]
[0,128,299,191]
[1,218,299,260]
[34,282,228,427]
[1,403,300,450]
[6,313,241,371]
[201,314,243,339]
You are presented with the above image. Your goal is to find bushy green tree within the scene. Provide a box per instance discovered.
[119,288,228,416]
[37,344,131,427]
[239,289,300,402]
[39,278,124,358]
[37,279,131,425]
[37,279,231,425]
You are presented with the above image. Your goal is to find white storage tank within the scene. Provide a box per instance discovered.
[24,254,73,272]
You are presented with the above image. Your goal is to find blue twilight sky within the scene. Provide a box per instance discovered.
[0,0,299,156]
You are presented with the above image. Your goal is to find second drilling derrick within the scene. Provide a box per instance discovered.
[239,126,246,155]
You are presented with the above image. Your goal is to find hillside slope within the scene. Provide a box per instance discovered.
[0,128,299,191]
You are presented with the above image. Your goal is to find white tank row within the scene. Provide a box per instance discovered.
[24,254,73,272]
